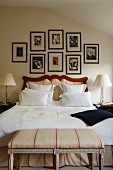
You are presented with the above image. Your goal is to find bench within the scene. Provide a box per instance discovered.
[8,129,104,170]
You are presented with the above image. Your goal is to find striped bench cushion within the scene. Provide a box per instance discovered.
[8,129,104,149]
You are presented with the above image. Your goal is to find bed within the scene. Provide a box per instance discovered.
[0,75,113,168]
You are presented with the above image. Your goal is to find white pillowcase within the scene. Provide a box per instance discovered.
[19,88,49,106]
[27,83,52,91]
[27,83,55,104]
[60,84,87,94]
[60,92,93,107]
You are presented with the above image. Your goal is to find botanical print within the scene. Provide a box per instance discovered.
[66,32,81,52]
[30,54,45,74]
[48,52,63,72]
[66,55,81,74]
[16,47,23,57]
[48,30,64,49]
[32,56,43,69]
[86,46,97,60]
[12,42,27,62]
[34,36,42,46]
[52,34,60,44]
[53,57,58,65]
[69,58,78,70]
[69,36,78,47]
[30,32,46,51]
[84,44,99,64]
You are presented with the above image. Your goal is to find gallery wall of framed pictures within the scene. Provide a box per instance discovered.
[12,29,99,75]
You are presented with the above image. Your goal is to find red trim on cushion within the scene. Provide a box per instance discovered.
[74,129,80,148]
[74,129,82,165]
[22,75,88,90]
[94,131,103,149]
[9,130,20,148]
[34,129,38,148]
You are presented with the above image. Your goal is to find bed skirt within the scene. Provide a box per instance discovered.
[0,145,113,167]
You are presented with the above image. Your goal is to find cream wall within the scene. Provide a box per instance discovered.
[0,6,113,102]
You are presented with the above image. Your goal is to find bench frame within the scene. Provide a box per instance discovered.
[8,147,104,170]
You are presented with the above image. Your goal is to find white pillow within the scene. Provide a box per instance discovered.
[60,92,93,107]
[27,83,55,103]
[60,84,87,94]
[27,83,52,91]
[19,88,49,106]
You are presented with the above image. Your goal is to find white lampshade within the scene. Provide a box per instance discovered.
[0,73,16,86]
[94,74,112,87]
[94,74,112,104]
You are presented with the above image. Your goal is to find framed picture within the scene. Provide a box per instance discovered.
[48,52,63,72]
[66,32,81,52]
[30,54,45,74]
[12,42,27,62]
[84,44,99,64]
[30,32,46,51]
[66,55,81,74]
[48,30,64,49]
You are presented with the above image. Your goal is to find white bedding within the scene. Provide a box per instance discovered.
[0,105,113,145]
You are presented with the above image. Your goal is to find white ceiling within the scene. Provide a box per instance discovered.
[0,0,113,36]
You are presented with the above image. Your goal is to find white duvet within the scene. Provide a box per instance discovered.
[0,105,113,145]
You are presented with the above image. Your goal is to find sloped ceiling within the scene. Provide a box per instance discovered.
[0,0,113,36]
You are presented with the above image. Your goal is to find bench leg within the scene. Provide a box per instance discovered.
[18,155,21,170]
[53,149,59,170]
[8,153,14,170]
[88,153,93,170]
[99,152,104,170]
[91,153,93,170]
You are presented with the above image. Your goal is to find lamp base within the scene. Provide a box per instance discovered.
[100,87,104,105]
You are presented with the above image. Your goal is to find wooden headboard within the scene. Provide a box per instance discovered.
[22,75,88,100]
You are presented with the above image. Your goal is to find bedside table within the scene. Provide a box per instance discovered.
[94,103,113,113]
[0,102,16,114]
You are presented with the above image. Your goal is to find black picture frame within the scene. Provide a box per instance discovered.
[48,52,63,72]
[12,42,27,62]
[66,32,81,52]
[30,32,46,51]
[66,54,81,74]
[48,30,64,49]
[84,44,99,64]
[30,54,45,74]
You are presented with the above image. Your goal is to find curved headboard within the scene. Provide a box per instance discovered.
[22,75,88,100]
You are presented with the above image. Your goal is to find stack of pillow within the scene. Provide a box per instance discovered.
[19,83,54,106]
[59,84,93,107]
[18,82,93,107]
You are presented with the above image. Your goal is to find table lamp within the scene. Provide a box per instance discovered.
[0,73,16,104]
[94,74,112,104]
